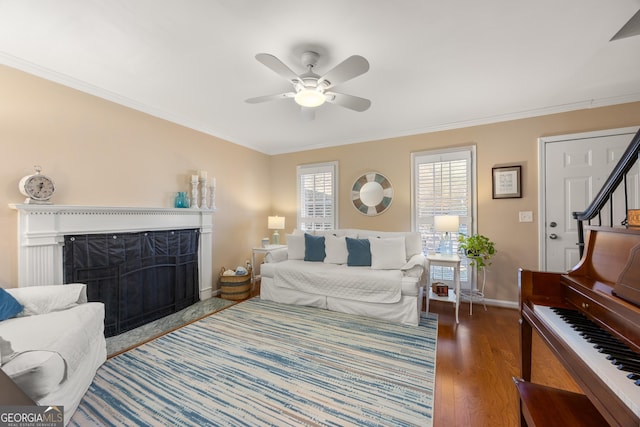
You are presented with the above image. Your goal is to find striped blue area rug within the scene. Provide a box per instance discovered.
[71,298,437,426]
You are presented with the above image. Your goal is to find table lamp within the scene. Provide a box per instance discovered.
[268,216,285,245]
[434,215,459,254]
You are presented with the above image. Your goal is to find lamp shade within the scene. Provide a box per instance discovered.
[434,215,459,233]
[268,216,285,230]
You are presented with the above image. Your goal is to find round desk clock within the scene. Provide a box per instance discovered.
[19,166,56,204]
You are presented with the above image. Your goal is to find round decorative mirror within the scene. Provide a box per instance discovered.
[351,172,393,216]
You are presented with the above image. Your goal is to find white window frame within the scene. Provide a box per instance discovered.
[297,161,338,231]
[411,145,477,289]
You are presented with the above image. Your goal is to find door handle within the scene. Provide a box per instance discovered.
[549,233,558,239]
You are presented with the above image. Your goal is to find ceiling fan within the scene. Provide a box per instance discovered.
[245,51,371,120]
[611,8,640,41]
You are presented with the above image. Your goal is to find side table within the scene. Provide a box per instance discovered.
[251,245,287,286]
[424,253,461,323]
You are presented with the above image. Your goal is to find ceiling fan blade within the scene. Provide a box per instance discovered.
[245,92,294,104]
[611,9,640,41]
[301,107,316,121]
[318,55,369,89]
[255,53,302,84]
[325,92,371,112]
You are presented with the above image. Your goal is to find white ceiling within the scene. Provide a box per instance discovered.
[1,0,640,155]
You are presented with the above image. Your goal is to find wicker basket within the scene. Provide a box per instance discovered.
[219,267,252,301]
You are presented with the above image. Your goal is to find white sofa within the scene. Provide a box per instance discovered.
[0,284,106,426]
[260,229,427,326]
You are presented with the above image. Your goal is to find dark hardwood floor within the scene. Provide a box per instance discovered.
[429,300,580,427]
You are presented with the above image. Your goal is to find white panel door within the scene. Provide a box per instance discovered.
[544,128,639,272]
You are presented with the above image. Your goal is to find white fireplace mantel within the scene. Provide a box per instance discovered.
[9,204,215,300]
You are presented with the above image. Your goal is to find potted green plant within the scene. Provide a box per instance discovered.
[457,233,496,269]
[457,233,496,313]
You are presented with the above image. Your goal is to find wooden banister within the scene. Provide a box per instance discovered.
[573,128,640,257]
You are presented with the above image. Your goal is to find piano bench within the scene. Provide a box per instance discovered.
[513,378,608,427]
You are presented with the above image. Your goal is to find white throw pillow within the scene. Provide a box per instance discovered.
[369,236,407,270]
[324,235,348,264]
[286,234,305,260]
[7,283,87,317]
[404,232,423,258]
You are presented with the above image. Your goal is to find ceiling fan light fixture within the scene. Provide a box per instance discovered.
[247,51,370,115]
[294,88,326,108]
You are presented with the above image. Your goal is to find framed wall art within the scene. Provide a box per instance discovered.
[492,165,521,199]
[351,172,393,215]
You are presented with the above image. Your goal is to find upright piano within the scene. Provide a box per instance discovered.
[518,226,640,427]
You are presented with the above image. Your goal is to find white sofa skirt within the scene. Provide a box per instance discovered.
[260,276,421,326]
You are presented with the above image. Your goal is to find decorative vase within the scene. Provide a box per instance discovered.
[174,192,189,208]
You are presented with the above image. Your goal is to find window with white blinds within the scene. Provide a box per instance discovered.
[412,146,476,284]
[297,162,338,231]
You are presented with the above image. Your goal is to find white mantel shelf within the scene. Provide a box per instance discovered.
[9,203,216,219]
[9,204,217,213]
[9,204,216,299]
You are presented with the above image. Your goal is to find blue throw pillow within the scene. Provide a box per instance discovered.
[304,233,326,262]
[0,288,23,321]
[346,237,372,266]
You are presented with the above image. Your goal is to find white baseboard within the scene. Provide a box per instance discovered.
[200,287,216,300]
[465,297,518,310]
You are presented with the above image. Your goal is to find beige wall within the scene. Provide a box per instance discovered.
[271,102,640,303]
[0,65,271,288]
[3,63,640,304]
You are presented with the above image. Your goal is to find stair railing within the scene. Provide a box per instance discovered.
[573,128,640,257]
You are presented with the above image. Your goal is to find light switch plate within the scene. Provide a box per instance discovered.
[519,211,533,222]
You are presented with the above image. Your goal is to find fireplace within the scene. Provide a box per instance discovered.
[9,205,215,316]
[63,228,201,336]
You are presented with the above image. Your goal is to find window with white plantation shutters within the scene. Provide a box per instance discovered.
[412,147,476,286]
[297,162,338,231]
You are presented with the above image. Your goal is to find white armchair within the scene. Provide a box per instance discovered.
[0,284,106,425]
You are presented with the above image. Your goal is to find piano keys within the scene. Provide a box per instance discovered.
[534,305,640,418]
[548,307,640,383]
[518,226,640,426]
